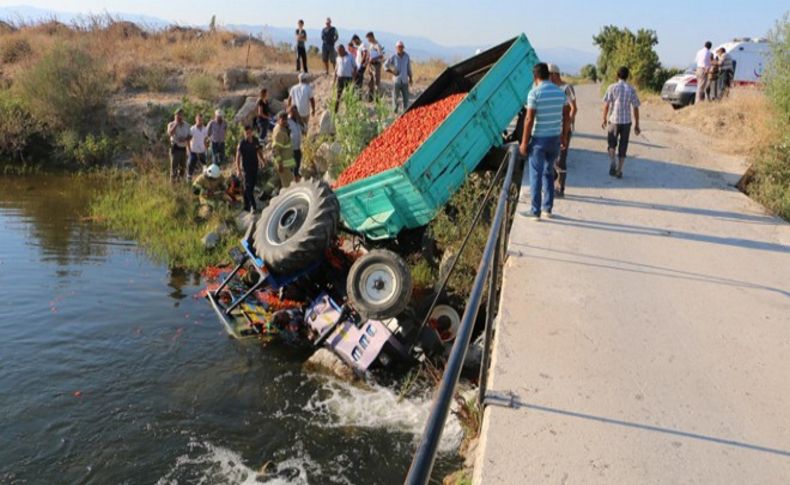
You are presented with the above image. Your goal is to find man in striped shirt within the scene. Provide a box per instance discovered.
[602,66,641,178]
[519,62,570,220]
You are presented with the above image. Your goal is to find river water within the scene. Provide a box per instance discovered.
[0,175,462,484]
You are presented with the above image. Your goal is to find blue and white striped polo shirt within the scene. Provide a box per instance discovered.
[526,81,566,137]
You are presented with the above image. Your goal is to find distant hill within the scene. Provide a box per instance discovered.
[228,24,597,73]
[0,5,596,73]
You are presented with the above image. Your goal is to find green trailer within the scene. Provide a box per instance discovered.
[335,34,539,240]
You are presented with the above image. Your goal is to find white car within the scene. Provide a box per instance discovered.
[661,37,771,108]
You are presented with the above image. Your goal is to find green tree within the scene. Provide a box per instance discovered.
[593,26,663,91]
[580,64,598,82]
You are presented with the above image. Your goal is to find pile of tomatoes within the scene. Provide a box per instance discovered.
[335,93,467,187]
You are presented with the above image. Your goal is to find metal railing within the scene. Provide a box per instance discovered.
[405,143,519,484]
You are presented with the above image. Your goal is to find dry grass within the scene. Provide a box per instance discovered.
[0,20,447,98]
[644,88,778,156]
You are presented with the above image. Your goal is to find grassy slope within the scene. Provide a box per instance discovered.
[643,88,788,219]
[90,172,238,270]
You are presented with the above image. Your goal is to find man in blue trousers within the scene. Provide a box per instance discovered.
[519,62,570,220]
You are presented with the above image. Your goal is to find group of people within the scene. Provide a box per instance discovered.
[295,18,413,113]
[695,41,735,102]
[165,72,323,215]
[520,63,640,220]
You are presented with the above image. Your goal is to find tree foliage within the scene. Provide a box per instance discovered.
[593,25,665,91]
[580,64,598,82]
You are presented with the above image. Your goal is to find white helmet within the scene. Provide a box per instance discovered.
[205,163,220,179]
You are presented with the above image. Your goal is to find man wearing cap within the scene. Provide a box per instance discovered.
[287,73,316,128]
[206,109,228,165]
[235,125,265,212]
[321,17,339,76]
[333,44,357,114]
[384,41,412,112]
[167,108,191,183]
[548,64,577,198]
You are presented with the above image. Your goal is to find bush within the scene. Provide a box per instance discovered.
[0,37,32,64]
[651,67,684,92]
[749,137,790,219]
[748,15,790,220]
[331,86,391,177]
[17,42,112,133]
[125,65,170,92]
[0,90,42,160]
[186,72,220,101]
[580,64,598,82]
[57,131,119,166]
[764,14,789,125]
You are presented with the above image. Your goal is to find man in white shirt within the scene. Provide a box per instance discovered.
[695,41,713,103]
[365,31,384,102]
[287,73,316,128]
[333,44,357,113]
[353,35,368,89]
[187,113,208,181]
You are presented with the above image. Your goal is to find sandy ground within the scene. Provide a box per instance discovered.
[474,84,790,484]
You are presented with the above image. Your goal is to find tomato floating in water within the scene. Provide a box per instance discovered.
[335,93,467,188]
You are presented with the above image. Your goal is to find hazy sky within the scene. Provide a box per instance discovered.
[2,0,787,66]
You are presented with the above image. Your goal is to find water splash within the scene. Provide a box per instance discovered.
[304,378,464,454]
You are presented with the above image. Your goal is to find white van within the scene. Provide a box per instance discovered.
[661,38,771,108]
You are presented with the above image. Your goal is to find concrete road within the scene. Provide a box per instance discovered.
[473,84,790,484]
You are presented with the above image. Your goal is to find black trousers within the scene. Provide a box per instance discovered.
[296,46,308,73]
[335,77,351,113]
[554,132,572,191]
[293,149,302,177]
[242,169,258,212]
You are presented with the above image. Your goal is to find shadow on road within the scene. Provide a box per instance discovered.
[562,148,737,190]
[573,131,667,149]
[564,194,776,225]
[483,391,790,458]
[509,242,790,298]
[543,215,788,254]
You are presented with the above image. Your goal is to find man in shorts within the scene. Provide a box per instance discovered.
[602,66,641,179]
[321,17,339,75]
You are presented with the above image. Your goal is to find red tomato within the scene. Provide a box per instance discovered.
[335,93,466,187]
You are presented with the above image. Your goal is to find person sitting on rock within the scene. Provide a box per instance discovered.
[192,163,227,218]
[271,111,296,189]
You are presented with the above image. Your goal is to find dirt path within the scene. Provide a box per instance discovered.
[474,84,790,484]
